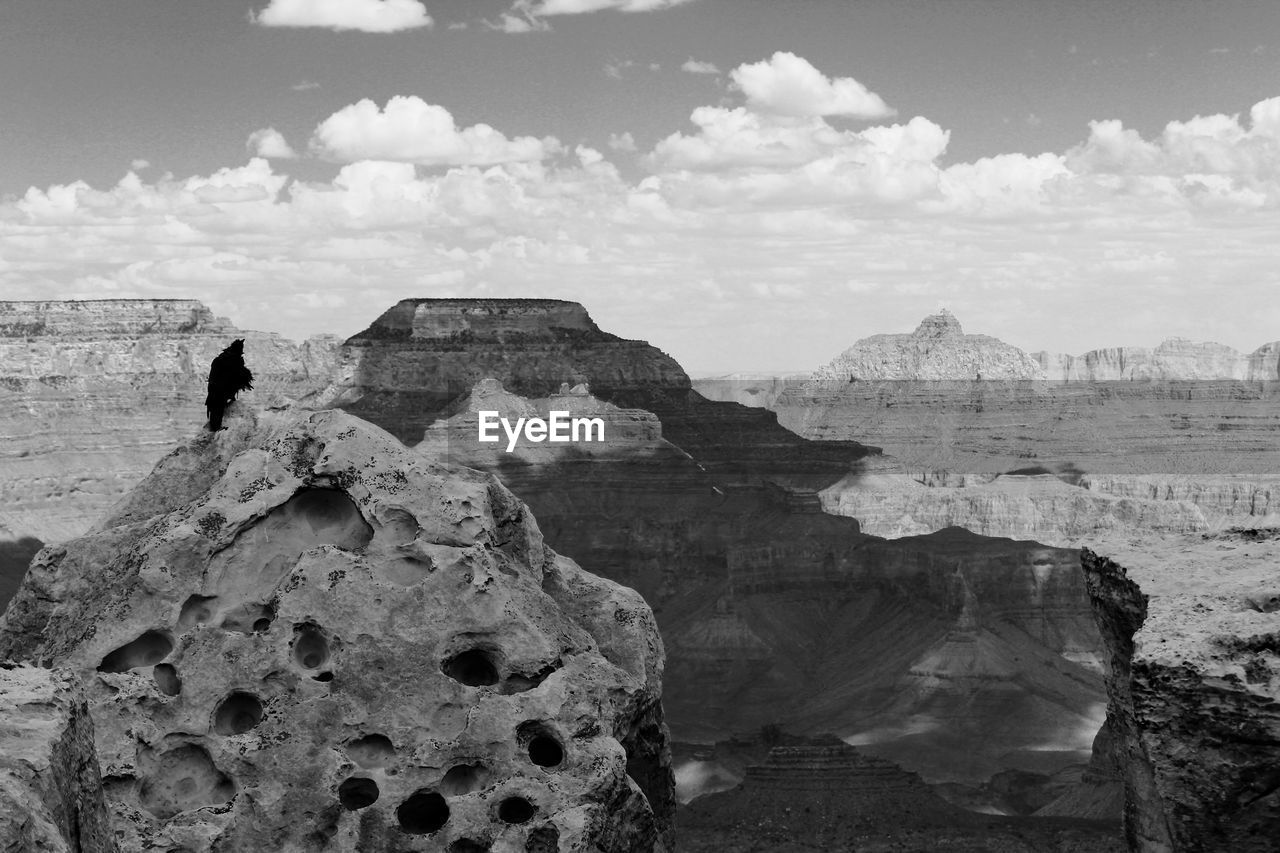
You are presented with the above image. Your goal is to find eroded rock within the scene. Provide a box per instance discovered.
[0,407,674,852]
[0,663,118,853]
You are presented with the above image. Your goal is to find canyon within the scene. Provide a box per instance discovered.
[3,297,1276,850]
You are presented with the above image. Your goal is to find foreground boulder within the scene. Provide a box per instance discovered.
[0,664,118,853]
[0,407,674,852]
[1082,534,1280,852]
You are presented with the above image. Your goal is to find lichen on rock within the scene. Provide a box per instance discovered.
[0,407,674,852]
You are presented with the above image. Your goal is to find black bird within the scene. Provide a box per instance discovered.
[206,339,254,431]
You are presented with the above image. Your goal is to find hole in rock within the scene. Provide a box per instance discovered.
[338,776,379,810]
[441,649,499,687]
[528,736,563,769]
[293,623,331,670]
[136,744,235,820]
[450,840,490,853]
[153,664,182,697]
[346,734,395,768]
[252,618,271,633]
[291,488,372,542]
[221,602,275,633]
[98,630,173,673]
[396,790,450,834]
[500,660,561,695]
[497,797,536,825]
[525,825,560,853]
[440,763,487,796]
[213,692,264,735]
[178,595,218,630]
[313,671,333,683]
[377,506,421,546]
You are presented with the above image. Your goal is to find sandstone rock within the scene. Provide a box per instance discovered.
[1081,534,1280,852]
[0,300,341,545]
[812,310,1047,381]
[0,407,674,852]
[0,663,117,853]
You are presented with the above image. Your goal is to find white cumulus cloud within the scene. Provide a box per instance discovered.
[253,0,433,33]
[730,51,894,118]
[309,96,559,166]
[247,128,299,160]
[681,58,720,75]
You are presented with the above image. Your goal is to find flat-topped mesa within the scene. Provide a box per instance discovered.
[812,310,1047,381]
[335,298,690,443]
[362,298,600,341]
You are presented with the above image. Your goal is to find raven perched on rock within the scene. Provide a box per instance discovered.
[206,339,253,431]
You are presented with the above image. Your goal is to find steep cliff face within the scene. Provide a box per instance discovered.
[1081,536,1280,852]
[813,310,1046,381]
[0,300,341,545]
[325,299,690,444]
[0,407,674,852]
[0,664,118,853]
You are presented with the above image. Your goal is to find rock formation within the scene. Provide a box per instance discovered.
[0,407,674,852]
[677,737,1124,852]
[820,468,1213,548]
[0,299,341,546]
[320,299,690,444]
[0,663,118,853]
[1081,533,1280,852]
[812,310,1047,381]
[1036,338,1280,381]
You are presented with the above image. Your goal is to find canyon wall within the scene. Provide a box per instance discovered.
[0,299,340,544]
[1082,535,1280,852]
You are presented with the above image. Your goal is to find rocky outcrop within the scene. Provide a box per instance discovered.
[812,310,1046,381]
[0,407,674,852]
[0,664,118,853]
[1081,475,1280,527]
[0,300,341,545]
[1081,534,1280,852]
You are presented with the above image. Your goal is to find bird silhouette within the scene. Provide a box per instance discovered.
[206,339,254,431]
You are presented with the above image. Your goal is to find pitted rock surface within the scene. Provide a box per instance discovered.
[0,408,674,852]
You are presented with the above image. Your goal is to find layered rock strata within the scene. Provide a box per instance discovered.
[320,299,690,444]
[0,664,118,853]
[0,407,674,852]
[1081,534,1280,852]
[0,300,340,545]
[820,469,1211,548]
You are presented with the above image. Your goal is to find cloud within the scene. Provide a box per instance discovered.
[730,52,894,118]
[525,0,696,14]
[681,58,719,75]
[252,0,432,32]
[309,96,559,165]
[5,93,1280,373]
[608,132,637,152]
[247,128,299,159]
[291,81,321,91]
[130,159,151,171]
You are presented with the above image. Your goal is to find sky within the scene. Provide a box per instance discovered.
[2,0,1279,374]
